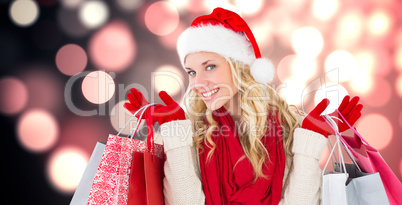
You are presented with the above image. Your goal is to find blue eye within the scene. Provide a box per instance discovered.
[206,65,216,71]
[187,70,196,76]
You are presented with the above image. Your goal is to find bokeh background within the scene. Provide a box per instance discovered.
[1,0,401,204]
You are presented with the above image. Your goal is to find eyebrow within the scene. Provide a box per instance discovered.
[185,60,213,70]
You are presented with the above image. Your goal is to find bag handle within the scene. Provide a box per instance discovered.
[322,115,347,175]
[336,109,370,146]
[116,103,157,138]
[322,115,362,172]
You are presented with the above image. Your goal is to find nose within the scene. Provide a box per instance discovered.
[191,72,209,91]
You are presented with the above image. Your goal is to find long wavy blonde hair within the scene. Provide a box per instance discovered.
[182,57,301,182]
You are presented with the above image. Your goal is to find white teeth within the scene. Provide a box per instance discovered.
[202,88,219,97]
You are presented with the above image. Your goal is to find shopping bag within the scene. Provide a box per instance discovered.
[336,110,402,205]
[333,163,389,205]
[322,115,389,205]
[127,139,165,205]
[87,104,156,205]
[70,142,105,205]
[321,120,349,205]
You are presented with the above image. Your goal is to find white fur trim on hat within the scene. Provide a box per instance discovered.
[177,24,255,67]
[250,58,275,84]
[177,24,275,83]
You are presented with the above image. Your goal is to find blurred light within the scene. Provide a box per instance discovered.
[159,22,186,50]
[278,79,307,106]
[277,55,317,82]
[249,20,274,49]
[291,27,324,57]
[372,48,391,76]
[61,0,83,9]
[185,0,209,13]
[154,65,184,96]
[263,5,297,47]
[110,100,144,135]
[17,109,58,152]
[314,82,348,115]
[311,0,339,21]
[277,55,294,82]
[234,0,263,16]
[57,6,90,37]
[325,50,357,82]
[145,1,179,36]
[361,77,391,107]
[350,50,374,94]
[32,20,62,50]
[333,10,364,49]
[394,44,402,71]
[0,77,28,115]
[396,74,402,99]
[117,0,144,11]
[78,0,109,29]
[278,0,307,13]
[47,146,89,193]
[367,9,392,37]
[82,71,115,104]
[356,113,393,150]
[89,20,136,72]
[9,0,39,27]
[56,44,87,76]
[291,56,318,82]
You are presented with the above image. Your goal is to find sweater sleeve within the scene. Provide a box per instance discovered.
[159,119,205,205]
[279,127,328,205]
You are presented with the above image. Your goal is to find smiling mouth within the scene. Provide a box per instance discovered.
[201,87,220,98]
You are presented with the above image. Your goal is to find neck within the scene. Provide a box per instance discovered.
[223,92,241,123]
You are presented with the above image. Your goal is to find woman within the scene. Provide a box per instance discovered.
[125,7,363,205]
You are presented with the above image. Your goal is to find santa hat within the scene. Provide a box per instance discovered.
[177,7,274,84]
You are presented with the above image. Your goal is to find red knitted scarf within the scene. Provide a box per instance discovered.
[199,107,285,204]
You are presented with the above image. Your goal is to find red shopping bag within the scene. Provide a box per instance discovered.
[127,140,165,205]
[87,104,156,205]
[336,110,402,205]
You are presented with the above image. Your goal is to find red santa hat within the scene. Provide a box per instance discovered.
[177,7,274,84]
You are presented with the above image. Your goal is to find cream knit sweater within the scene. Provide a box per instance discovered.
[159,118,327,205]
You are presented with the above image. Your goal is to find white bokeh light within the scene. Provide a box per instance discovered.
[235,0,263,15]
[47,146,89,193]
[153,65,185,96]
[79,1,109,29]
[325,50,358,82]
[9,0,40,27]
[314,82,348,115]
[291,27,324,57]
[311,0,339,21]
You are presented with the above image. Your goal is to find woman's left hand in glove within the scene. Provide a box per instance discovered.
[301,95,363,137]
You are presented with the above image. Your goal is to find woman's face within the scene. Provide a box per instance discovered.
[184,52,238,111]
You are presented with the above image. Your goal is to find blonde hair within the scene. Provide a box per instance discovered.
[182,58,301,182]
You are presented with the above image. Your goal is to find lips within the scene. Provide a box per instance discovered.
[201,88,220,98]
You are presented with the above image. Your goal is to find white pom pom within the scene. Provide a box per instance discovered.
[250,58,275,84]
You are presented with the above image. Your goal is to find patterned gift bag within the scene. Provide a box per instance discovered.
[87,104,155,205]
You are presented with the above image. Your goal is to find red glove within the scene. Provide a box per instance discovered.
[143,91,185,157]
[329,95,363,133]
[144,91,186,126]
[302,96,363,137]
[123,88,150,118]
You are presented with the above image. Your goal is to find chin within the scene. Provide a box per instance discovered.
[205,100,226,111]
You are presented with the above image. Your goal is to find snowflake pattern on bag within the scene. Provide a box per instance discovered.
[87,134,165,205]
